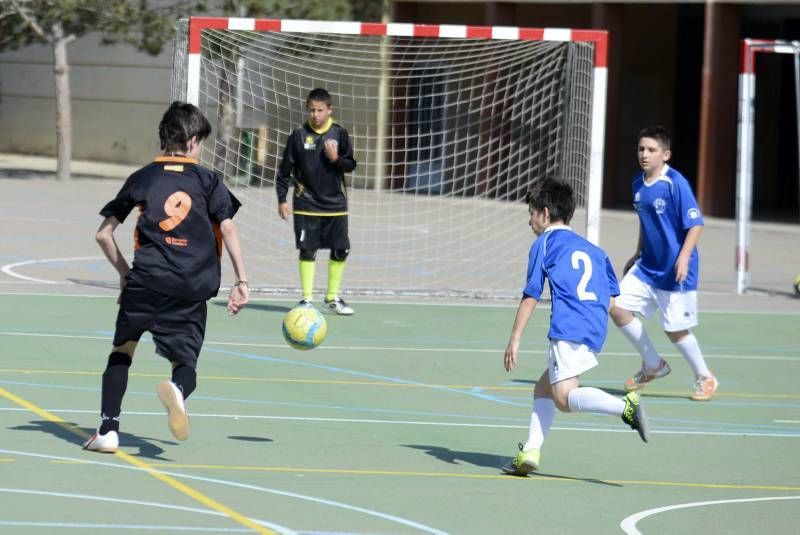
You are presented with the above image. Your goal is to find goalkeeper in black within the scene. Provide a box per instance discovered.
[276,87,357,315]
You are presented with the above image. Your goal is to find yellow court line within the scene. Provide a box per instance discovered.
[0,458,14,463]
[151,462,800,492]
[0,386,274,534]
[1,368,799,400]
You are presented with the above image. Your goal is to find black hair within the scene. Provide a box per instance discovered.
[158,101,212,153]
[526,177,576,225]
[306,88,332,107]
[637,125,671,150]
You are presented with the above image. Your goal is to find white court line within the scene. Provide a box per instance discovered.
[1,287,800,315]
[0,488,282,533]
[774,419,800,424]
[620,496,800,535]
[0,330,796,361]
[0,449,447,535]
[1,256,103,284]
[1,408,798,438]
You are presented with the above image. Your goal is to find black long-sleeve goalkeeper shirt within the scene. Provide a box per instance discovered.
[275,120,357,214]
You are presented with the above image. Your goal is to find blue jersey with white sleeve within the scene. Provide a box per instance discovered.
[631,165,704,291]
[523,225,620,353]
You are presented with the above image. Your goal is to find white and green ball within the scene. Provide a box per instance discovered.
[282,305,327,350]
[794,273,800,297]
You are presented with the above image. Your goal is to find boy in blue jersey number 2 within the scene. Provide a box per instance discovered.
[83,102,249,453]
[611,126,717,401]
[502,178,649,476]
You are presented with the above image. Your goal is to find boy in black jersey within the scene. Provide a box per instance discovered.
[83,102,249,453]
[276,88,357,315]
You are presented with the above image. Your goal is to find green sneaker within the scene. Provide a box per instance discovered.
[501,443,541,476]
[621,392,650,443]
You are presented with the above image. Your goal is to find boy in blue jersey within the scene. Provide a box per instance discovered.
[610,126,717,401]
[83,102,249,453]
[502,178,649,476]
[276,88,357,315]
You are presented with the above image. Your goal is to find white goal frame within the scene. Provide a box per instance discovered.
[736,38,800,294]
[178,17,608,245]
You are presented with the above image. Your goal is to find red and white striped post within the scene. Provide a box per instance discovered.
[182,18,608,244]
[736,39,800,294]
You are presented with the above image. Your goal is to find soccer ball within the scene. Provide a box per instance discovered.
[794,274,800,297]
[282,305,327,350]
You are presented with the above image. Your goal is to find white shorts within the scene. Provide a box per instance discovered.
[548,339,599,384]
[615,268,699,332]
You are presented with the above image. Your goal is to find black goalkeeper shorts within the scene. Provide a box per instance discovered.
[293,213,350,251]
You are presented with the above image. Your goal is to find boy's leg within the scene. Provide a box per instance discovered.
[613,274,670,390]
[502,370,552,476]
[557,380,650,443]
[152,298,205,441]
[83,341,137,453]
[299,250,316,303]
[661,290,717,401]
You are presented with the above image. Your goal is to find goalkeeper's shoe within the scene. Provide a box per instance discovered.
[501,443,540,476]
[323,297,354,316]
[624,359,671,392]
[691,373,718,401]
[621,392,650,443]
[157,381,189,441]
[83,430,119,453]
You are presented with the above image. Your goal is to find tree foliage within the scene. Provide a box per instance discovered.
[0,0,203,55]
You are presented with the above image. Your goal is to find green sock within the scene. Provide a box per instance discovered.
[326,260,346,301]
[299,260,315,300]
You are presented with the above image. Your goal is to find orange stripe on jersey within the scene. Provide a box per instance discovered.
[213,221,223,258]
[153,156,200,164]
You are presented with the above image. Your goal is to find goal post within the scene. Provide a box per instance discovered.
[171,17,608,298]
[736,38,800,294]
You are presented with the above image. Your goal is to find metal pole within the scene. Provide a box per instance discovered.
[793,44,800,222]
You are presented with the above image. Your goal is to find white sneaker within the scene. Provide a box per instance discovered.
[156,381,189,441]
[83,430,119,453]
[322,297,354,315]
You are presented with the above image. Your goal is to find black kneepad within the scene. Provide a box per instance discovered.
[299,249,317,261]
[330,249,349,261]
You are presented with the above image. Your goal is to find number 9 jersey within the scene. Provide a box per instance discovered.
[100,156,241,301]
[523,225,620,353]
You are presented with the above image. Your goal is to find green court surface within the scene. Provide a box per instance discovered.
[0,293,798,534]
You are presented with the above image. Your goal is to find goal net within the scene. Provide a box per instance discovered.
[171,18,607,298]
[736,38,800,294]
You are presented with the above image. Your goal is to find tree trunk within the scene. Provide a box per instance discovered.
[52,25,73,181]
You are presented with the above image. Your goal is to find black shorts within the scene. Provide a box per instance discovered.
[113,279,207,368]
[294,213,350,251]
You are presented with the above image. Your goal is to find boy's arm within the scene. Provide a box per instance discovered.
[332,130,356,172]
[504,295,538,372]
[219,218,249,315]
[674,225,703,283]
[95,216,129,291]
[276,136,294,220]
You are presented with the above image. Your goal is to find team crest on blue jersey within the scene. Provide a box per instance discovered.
[687,208,700,219]
[653,198,667,214]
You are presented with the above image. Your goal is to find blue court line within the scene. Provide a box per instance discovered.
[202,347,525,407]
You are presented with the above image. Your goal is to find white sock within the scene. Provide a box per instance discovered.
[523,397,555,451]
[674,332,711,378]
[568,387,626,417]
[619,317,662,370]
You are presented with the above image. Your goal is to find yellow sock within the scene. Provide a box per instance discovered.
[299,260,315,300]
[326,260,346,301]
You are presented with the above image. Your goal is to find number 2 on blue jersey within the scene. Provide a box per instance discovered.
[571,250,598,301]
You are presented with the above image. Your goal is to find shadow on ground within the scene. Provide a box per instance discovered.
[10,420,178,461]
[404,444,623,487]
